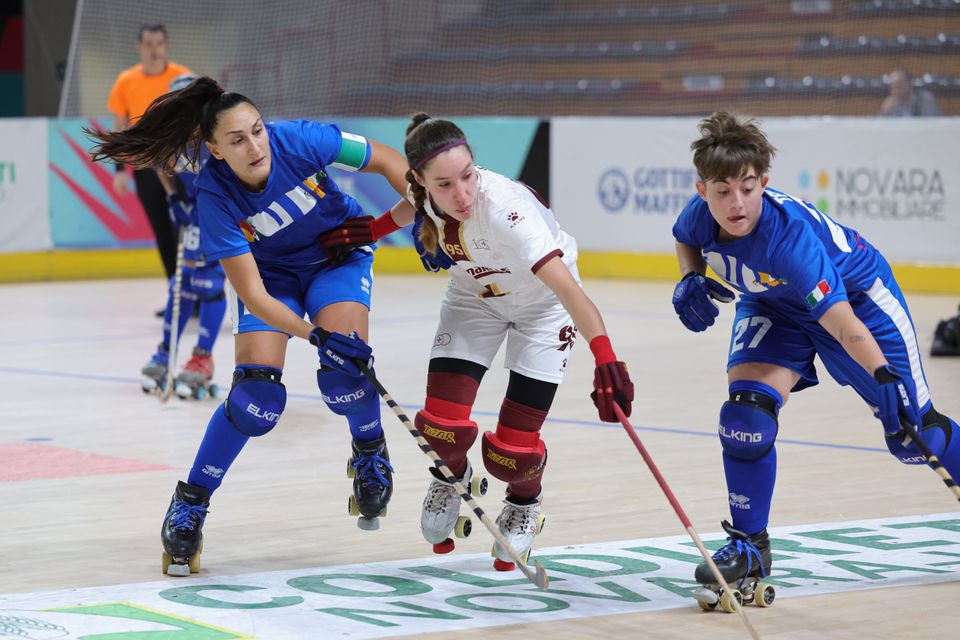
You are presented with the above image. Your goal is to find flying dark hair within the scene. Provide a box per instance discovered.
[404,113,473,254]
[86,76,258,170]
[691,111,776,183]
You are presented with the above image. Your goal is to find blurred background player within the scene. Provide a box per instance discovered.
[107,24,193,286]
[671,111,960,606]
[931,304,960,356]
[140,73,226,399]
[88,76,414,575]
[321,114,634,571]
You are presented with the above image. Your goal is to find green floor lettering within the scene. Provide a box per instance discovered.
[535,553,659,578]
[445,592,570,614]
[401,565,535,588]
[798,527,953,551]
[535,579,650,604]
[827,559,952,580]
[315,601,469,628]
[288,574,431,597]
[159,585,302,610]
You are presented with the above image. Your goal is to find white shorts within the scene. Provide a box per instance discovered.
[430,285,578,384]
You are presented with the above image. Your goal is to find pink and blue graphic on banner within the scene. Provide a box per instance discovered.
[48,119,155,249]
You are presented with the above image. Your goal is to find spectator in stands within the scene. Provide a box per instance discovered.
[879,69,942,117]
[107,24,193,281]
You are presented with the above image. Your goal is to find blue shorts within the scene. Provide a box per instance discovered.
[727,265,932,413]
[228,250,373,335]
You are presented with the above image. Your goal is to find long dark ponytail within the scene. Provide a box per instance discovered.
[404,113,472,254]
[86,76,258,169]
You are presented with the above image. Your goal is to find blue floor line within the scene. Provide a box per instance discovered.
[0,366,889,454]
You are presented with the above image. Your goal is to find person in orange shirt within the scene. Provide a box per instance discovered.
[107,24,192,281]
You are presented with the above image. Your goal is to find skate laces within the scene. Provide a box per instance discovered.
[167,497,208,532]
[713,536,768,583]
[501,503,538,534]
[352,452,394,489]
[425,480,458,514]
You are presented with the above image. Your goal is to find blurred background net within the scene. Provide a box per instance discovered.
[60,0,960,118]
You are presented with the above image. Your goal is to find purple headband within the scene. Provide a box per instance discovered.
[413,139,467,171]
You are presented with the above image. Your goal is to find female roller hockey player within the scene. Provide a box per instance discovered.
[88,76,413,575]
[671,111,960,609]
[320,114,634,572]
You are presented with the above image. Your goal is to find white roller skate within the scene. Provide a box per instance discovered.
[141,343,169,393]
[491,491,545,571]
[421,461,488,554]
[175,347,218,400]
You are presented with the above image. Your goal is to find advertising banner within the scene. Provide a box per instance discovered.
[0,118,50,252]
[551,118,960,264]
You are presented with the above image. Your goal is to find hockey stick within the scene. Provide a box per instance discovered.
[899,416,960,502]
[311,328,549,588]
[612,404,759,639]
[160,227,186,403]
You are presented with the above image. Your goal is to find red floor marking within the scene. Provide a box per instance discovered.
[0,443,173,481]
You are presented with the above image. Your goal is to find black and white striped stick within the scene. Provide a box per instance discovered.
[312,327,549,588]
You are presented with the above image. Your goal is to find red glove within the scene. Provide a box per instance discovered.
[319,212,401,262]
[589,335,634,423]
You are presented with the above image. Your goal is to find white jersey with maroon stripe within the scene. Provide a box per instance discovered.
[422,167,579,302]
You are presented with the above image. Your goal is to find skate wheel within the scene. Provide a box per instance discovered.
[209,384,219,398]
[188,551,201,573]
[720,589,743,614]
[175,383,191,399]
[693,587,719,611]
[161,551,171,574]
[454,515,472,539]
[346,459,355,479]
[433,538,455,554]
[493,558,516,572]
[196,387,207,400]
[471,475,488,496]
[756,582,775,608]
[347,495,360,516]
[380,505,388,518]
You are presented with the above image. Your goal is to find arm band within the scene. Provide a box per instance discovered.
[589,335,617,365]
[371,211,402,241]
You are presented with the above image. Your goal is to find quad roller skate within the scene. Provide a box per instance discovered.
[141,343,169,394]
[491,491,545,572]
[175,347,219,400]
[421,460,488,554]
[346,436,394,531]
[161,481,210,576]
[693,520,775,613]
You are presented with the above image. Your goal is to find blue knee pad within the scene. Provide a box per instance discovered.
[224,366,286,437]
[189,264,226,302]
[317,368,382,440]
[886,406,955,465]
[719,381,783,460]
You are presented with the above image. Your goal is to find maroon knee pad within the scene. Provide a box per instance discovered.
[481,398,548,499]
[415,409,478,477]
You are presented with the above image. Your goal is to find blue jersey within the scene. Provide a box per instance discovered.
[672,188,884,320]
[195,120,371,268]
[171,160,205,264]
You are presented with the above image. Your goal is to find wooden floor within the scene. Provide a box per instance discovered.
[1,274,958,639]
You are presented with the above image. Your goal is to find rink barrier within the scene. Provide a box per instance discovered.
[2,247,957,294]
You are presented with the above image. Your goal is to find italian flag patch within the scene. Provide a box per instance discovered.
[805,280,831,307]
